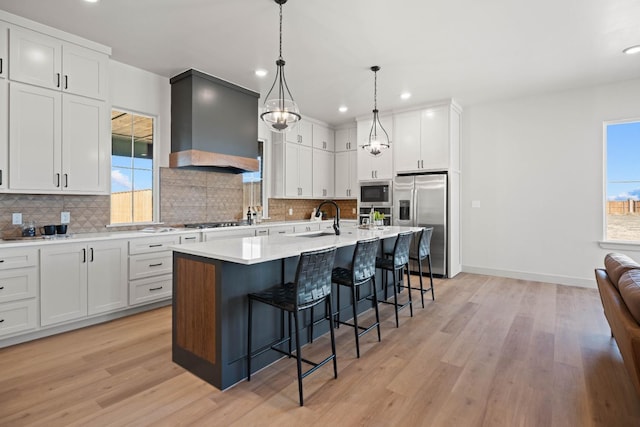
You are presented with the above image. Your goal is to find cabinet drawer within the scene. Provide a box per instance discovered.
[0,267,37,303]
[129,252,172,280]
[0,248,38,270]
[269,225,295,235]
[129,275,172,306]
[129,236,180,255]
[179,233,200,244]
[0,299,37,338]
[294,224,320,233]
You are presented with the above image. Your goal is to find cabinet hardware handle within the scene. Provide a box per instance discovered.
[82,248,86,263]
[149,263,163,267]
[56,173,61,187]
[56,73,61,88]
[64,75,68,90]
[90,248,94,262]
[421,160,424,168]
[0,58,3,74]
[0,319,4,323]
[0,260,4,263]
[278,231,286,234]
[149,244,162,248]
[149,286,163,291]
[0,169,3,185]
[64,173,69,188]
[0,286,4,290]
[184,237,196,240]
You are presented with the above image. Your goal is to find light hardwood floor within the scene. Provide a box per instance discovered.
[1,273,640,426]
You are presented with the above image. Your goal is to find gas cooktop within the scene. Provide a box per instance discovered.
[184,221,242,229]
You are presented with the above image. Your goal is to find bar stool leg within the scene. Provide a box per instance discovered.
[327,296,338,379]
[371,276,381,342]
[417,257,425,308]
[406,265,413,317]
[392,268,400,328]
[428,255,435,300]
[247,297,253,380]
[351,285,360,358]
[294,311,304,406]
[288,311,293,357]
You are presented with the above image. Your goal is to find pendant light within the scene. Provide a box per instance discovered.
[361,66,390,156]
[260,0,301,133]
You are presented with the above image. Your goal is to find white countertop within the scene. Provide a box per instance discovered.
[171,225,421,265]
[0,220,358,249]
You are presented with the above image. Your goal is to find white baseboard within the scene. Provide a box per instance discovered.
[461,265,596,289]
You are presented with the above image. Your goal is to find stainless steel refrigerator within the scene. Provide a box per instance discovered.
[393,173,448,277]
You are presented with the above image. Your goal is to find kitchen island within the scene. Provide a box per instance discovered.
[171,225,420,390]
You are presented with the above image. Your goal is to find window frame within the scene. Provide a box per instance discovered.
[108,107,160,227]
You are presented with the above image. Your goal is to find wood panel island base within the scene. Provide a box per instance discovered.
[171,225,420,390]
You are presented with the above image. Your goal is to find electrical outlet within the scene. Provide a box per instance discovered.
[61,212,71,224]
[12,213,22,225]
[352,208,356,214]
[288,208,293,216]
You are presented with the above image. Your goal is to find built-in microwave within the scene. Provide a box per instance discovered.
[359,181,392,206]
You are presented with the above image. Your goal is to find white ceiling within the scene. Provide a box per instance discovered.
[1,0,639,126]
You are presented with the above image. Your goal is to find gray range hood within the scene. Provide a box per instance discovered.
[170,69,260,172]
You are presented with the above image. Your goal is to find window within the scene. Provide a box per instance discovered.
[605,120,640,241]
[243,141,264,220]
[111,110,154,224]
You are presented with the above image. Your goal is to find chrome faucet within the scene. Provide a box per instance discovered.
[315,200,340,235]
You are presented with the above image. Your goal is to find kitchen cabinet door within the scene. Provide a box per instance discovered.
[312,149,334,198]
[9,28,61,90]
[312,123,335,151]
[335,126,356,152]
[283,143,312,197]
[62,93,109,193]
[62,43,109,100]
[394,110,422,173]
[0,22,7,79]
[0,80,7,190]
[335,151,357,198]
[420,106,450,171]
[298,144,313,197]
[9,82,62,191]
[40,243,88,326]
[284,119,313,147]
[88,240,128,315]
[356,116,393,180]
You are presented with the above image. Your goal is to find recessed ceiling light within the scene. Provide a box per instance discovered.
[623,45,640,55]
[338,106,348,113]
[254,69,268,77]
[84,0,99,3]
[400,92,412,100]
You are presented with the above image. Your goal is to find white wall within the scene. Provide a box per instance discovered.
[109,60,171,167]
[461,78,640,288]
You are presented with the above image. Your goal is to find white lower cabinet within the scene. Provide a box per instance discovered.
[40,240,127,326]
[128,235,180,306]
[0,248,38,338]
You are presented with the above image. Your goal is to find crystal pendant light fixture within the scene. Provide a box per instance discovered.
[260,0,301,133]
[361,66,390,156]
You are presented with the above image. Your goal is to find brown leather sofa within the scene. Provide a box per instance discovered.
[595,253,640,396]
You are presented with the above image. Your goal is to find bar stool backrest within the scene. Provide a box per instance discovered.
[415,227,434,260]
[351,237,380,283]
[392,231,413,268]
[295,246,337,309]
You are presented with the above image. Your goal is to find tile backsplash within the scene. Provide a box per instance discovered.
[0,167,357,238]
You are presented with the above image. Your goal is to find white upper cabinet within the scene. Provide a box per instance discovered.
[9,82,62,192]
[284,119,313,146]
[0,22,7,79]
[394,103,462,173]
[356,116,393,181]
[9,82,109,194]
[9,27,108,100]
[0,80,6,190]
[334,150,357,198]
[62,93,109,192]
[312,123,335,152]
[272,140,313,198]
[312,149,334,198]
[335,126,357,151]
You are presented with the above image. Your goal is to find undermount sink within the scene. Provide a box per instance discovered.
[288,230,337,238]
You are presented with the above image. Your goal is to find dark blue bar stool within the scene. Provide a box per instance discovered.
[331,237,381,358]
[247,246,338,406]
[375,231,414,327]
[405,227,435,307]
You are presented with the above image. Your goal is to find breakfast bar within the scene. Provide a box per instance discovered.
[171,225,419,390]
